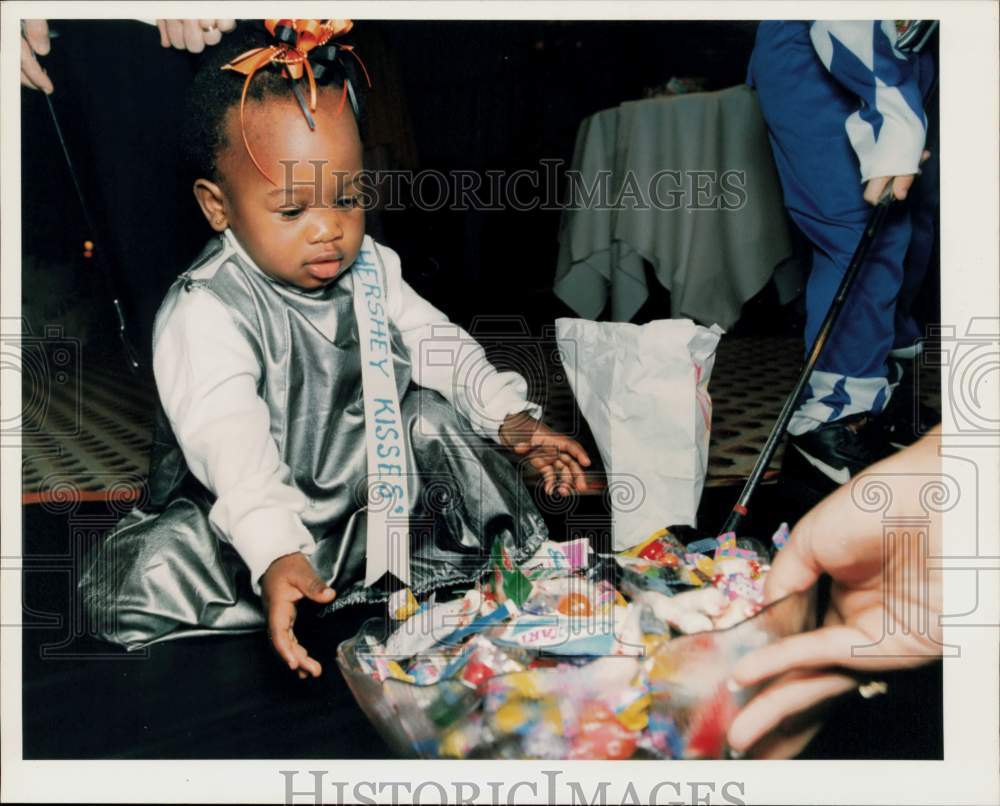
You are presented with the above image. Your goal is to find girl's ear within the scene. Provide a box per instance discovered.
[193,179,229,232]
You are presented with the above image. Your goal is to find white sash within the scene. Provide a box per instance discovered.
[351,246,411,586]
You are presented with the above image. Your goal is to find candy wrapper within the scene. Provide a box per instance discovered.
[383,589,482,657]
[490,537,533,607]
[520,538,592,580]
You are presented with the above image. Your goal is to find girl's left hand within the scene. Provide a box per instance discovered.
[499,412,591,495]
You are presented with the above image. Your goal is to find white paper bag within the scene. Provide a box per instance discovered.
[555,318,723,550]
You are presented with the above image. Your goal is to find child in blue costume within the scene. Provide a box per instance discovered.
[748,21,937,484]
[80,23,590,678]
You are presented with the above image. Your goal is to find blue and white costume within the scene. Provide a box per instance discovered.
[748,21,937,434]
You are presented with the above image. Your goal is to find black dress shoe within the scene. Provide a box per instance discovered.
[878,358,942,448]
[785,413,896,489]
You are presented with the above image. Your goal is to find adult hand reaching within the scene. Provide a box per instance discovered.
[21,20,53,94]
[727,427,944,756]
[156,19,237,53]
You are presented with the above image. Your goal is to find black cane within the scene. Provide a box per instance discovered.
[22,25,142,373]
[718,185,898,537]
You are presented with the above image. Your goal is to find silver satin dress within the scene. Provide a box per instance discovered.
[79,237,548,650]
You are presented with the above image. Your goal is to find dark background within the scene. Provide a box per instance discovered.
[21,19,767,359]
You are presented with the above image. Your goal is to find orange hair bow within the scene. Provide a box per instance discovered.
[222,19,371,184]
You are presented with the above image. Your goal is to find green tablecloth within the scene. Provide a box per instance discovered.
[554,85,796,329]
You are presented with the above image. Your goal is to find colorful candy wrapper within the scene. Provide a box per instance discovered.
[568,700,639,760]
[439,712,488,758]
[384,589,482,657]
[388,587,420,621]
[493,604,645,657]
[441,634,524,689]
[491,538,533,607]
[618,528,685,564]
[594,579,623,611]
[684,536,720,555]
[521,724,570,759]
[354,635,388,681]
[647,711,686,758]
[612,688,651,732]
[407,658,444,685]
[681,553,715,586]
[520,538,592,580]
[521,576,604,617]
[440,601,519,646]
[772,522,790,550]
[684,682,740,759]
[421,680,482,728]
[714,571,764,604]
[714,531,758,560]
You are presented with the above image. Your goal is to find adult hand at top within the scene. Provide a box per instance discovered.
[21,20,53,94]
[156,19,237,53]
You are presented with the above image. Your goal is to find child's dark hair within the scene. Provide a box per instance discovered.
[182,22,368,181]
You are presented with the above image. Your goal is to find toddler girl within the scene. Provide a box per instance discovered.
[81,21,590,678]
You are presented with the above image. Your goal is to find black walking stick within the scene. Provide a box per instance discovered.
[22,24,142,373]
[717,185,899,537]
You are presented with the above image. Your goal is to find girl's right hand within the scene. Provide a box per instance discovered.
[260,552,336,679]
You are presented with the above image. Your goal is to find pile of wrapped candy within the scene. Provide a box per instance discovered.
[339,523,797,760]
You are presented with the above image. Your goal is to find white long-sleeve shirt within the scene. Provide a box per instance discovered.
[153,231,541,589]
[810,20,928,182]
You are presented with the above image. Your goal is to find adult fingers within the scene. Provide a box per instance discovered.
[745,719,826,761]
[759,510,826,606]
[20,39,52,94]
[162,20,187,49]
[892,174,916,201]
[199,21,223,47]
[216,19,237,32]
[863,176,890,206]
[267,598,301,670]
[156,20,170,48]
[727,670,856,752]
[23,20,51,55]
[729,624,873,688]
[182,20,206,53]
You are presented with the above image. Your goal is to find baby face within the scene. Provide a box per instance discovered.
[213,88,365,290]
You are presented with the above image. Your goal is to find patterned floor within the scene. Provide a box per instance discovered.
[20,337,940,501]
